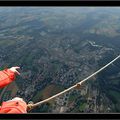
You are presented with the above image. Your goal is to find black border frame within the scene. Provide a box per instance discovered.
[0,1,119,6]
[0,1,120,119]
[0,113,120,119]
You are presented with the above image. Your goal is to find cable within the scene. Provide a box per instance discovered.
[30,55,120,110]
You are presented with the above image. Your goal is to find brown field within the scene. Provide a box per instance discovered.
[33,84,64,104]
[6,82,19,97]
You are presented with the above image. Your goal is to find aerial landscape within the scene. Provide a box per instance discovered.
[0,7,120,113]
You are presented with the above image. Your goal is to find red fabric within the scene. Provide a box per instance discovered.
[0,69,27,113]
[0,100,27,113]
[0,69,15,88]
